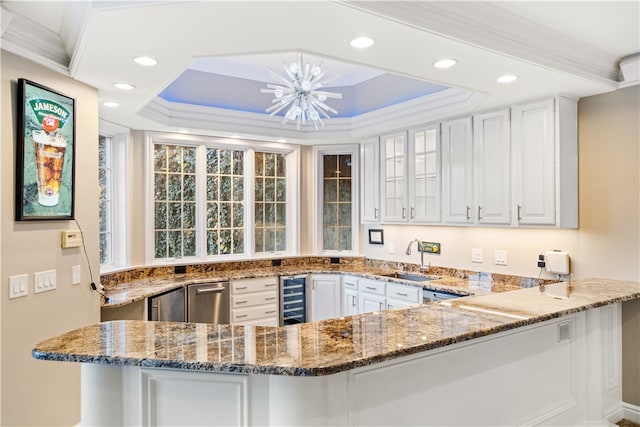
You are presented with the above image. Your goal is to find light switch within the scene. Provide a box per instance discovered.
[72,265,81,285]
[471,248,483,263]
[9,274,29,299]
[34,270,56,294]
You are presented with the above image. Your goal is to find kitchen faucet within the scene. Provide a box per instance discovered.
[406,238,430,273]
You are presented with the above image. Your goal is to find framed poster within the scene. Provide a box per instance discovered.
[16,78,75,220]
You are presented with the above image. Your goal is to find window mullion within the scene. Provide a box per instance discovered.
[196,144,207,259]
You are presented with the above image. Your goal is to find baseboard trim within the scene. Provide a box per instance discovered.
[607,402,640,424]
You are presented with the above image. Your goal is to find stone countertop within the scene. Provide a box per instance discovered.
[101,265,520,308]
[33,278,639,376]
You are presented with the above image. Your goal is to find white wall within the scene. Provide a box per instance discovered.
[1,51,101,426]
[364,87,640,283]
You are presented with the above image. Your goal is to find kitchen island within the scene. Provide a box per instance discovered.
[33,278,639,426]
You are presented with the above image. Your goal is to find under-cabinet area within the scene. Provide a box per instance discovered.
[362,96,578,228]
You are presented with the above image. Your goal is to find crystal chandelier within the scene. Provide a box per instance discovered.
[261,54,342,130]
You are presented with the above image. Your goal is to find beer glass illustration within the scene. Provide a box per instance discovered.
[33,129,66,206]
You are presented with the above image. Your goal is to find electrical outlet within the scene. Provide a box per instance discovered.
[387,243,395,254]
[72,265,81,285]
[471,248,483,263]
[494,250,508,266]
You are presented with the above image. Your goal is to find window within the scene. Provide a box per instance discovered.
[255,152,287,253]
[98,135,113,265]
[313,145,359,254]
[146,133,297,263]
[98,122,129,272]
[206,148,244,255]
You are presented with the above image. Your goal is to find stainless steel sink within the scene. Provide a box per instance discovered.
[380,272,439,282]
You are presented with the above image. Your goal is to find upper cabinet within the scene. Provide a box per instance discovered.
[442,117,473,224]
[473,109,512,225]
[511,97,577,228]
[361,138,380,223]
[360,96,577,229]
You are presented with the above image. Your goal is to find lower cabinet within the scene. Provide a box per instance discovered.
[359,279,387,314]
[342,276,359,316]
[342,277,422,316]
[308,274,342,321]
[230,277,279,326]
[386,283,422,310]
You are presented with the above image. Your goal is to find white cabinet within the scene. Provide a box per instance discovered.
[473,109,511,225]
[342,275,360,316]
[308,274,342,321]
[230,277,278,326]
[385,282,421,310]
[361,138,381,223]
[511,97,578,227]
[409,125,441,223]
[358,279,386,314]
[381,131,408,222]
[442,117,473,224]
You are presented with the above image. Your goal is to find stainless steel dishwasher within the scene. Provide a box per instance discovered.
[187,282,230,324]
[148,287,186,322]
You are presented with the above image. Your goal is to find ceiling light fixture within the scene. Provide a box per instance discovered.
[102,101,120,107]
[261,54,342,130]
[176,129,190,134]
[114,82,135,90]
[133,56,158,66]
[497,74,518,83]
[433,58,457,69]
[350,37,374,49]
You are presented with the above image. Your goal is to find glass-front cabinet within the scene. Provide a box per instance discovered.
[409,125,441,223]
[381,131,408,222]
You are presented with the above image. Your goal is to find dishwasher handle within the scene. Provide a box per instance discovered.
[195,285,226,294]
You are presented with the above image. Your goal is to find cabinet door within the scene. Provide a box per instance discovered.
[409,125,441,223]
[361,139,380,223]
[442,117,474,224]
[360,293,386,314]
[474,110,511,225]
[381,132,408,222]
[512,98,556,225]
[343,289,359,316]
[309,275,342,321]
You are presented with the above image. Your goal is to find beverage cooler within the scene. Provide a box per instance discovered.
[279,275,307,325]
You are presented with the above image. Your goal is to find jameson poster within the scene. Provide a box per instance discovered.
[17,79,75,220]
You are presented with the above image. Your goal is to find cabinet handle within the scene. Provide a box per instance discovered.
[395,292,408,297]
[237,300,248,304]
[365,286,377,291]
[374,207,379,219]
[402,207,407,219]
[236,314,248,318]
[477,206,482,220]
[236,286,248,290]
[410,207,415,219]
[265,283,276,287]
[265,297,277,301]
[265,310,276,314]
[352,295,357,307]
[379,302,384,310]
[517,205,522,221]
[466,206,471,220]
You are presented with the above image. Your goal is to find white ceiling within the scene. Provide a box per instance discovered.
[1,1,638,142]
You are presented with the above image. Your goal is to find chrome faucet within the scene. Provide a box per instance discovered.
[406,239,429,273]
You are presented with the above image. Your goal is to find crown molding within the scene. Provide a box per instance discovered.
[138,87,481,142]
[1,11,69,72]
[343,1,621,86]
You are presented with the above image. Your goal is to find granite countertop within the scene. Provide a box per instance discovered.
[101,265,520,308]
[33,278,640,376]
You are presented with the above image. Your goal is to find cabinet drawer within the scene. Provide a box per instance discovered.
[231,277,278,294]
[342,276,358,290]
[386,283,420,303]
[231,291,278,308]
[232,304,278,323]
[358,279,385,296]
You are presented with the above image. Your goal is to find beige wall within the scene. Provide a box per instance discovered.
[1,51,101,426]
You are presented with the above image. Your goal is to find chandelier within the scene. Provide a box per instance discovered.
[261,54,342,130]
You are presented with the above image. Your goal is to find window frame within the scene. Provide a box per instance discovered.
[312,144,360,255]
[98,121,130,273]
[144,132,299,265]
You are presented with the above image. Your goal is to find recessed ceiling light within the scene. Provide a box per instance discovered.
[277,138,287,143]
[176,129,190,134]
[230,135,241,139]
[114,82,135,90]
[102,101,120,108]
[350,37,374,49]
[433,58,457,69]
[497,74,518,83]
[133,56,158,66]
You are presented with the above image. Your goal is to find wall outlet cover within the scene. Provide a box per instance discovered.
[471,248,483,263]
